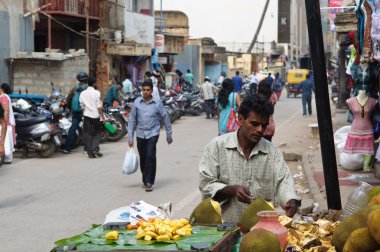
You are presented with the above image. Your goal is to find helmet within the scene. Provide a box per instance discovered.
[16,99,31,110]
[164,90,171,97]
[76,72,88,82]
[50,102,63,115]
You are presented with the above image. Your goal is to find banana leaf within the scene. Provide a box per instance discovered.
[53,224,230,251]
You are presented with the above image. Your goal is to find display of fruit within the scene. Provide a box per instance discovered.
[342,228,380,252]
[367,208,380,244]
[240,198,274,233]
[368,194,380,207]
[368,186,380,201]
[135,218,192,241]
[240,228,282,252]
[189,198,222,225]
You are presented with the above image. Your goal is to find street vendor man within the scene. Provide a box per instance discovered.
[199,93,301,223]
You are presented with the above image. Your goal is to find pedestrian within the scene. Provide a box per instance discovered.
[298,74,314,117]
[185,69,193,88]
[128,80,173,192]
[265,72,274,89]
[200,76,218,119]
[258,80,277,142]
[145,71,158,88]
[249,71,259,95]
[216,78,241,135]
[61,72,89,154]
[0,83,15,163]
[217,71,227,85]
[176,70,186,90]
[103,81,122,108]
[79,77,107,159]
[199,94,300,223]
[122,73,134,96]
[231,71,243,92]
[273,72,284,99]
[0,102,7,158]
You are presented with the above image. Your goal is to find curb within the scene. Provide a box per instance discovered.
[302,149,328,211]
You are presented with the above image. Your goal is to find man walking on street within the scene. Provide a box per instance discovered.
[185,69,193,88]
[128,80,173,192]
[249,71,259,95]
[79,77,107,159]
[298,74,314,117]
[200,77,218,119]
[61,72,88,154]
[104,81,122,108]
[232,71,243,92]
[122,73,134,95]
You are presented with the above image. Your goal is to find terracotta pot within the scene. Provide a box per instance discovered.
[250,210,288,250]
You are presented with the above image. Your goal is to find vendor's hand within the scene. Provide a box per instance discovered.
[284,199,300,217]
[233,186,253,204]
[167,138,173,145]
[103,117,110,122]
[128,141,133,147]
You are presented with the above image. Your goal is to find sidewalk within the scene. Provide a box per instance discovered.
[302,106,380,211]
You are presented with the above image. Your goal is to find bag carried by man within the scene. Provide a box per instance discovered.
[122,148,139,175]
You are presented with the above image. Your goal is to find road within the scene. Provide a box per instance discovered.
[0,94,311,251]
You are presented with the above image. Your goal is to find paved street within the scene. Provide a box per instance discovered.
[0,95,313,251]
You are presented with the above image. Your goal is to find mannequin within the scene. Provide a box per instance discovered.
[356,89,369,107]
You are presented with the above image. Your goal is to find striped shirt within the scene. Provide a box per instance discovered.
[199,131,299,223]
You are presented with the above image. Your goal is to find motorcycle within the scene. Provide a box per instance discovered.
[104,106,128,142]
[14,110,62,158]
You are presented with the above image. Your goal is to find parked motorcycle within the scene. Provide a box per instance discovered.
[104,106,128,142]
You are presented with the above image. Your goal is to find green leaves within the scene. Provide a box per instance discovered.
[53,224,228,251]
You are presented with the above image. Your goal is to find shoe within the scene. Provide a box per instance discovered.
[61,149,70,154]
[145,183,153,192]
[83,151,87,154]
[94,152,103,157]
[88,153,96,159]
[142,184,147,188]
[303,115,307,118]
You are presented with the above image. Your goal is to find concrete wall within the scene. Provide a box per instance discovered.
[12,56,89,95]
[154,11,189,39]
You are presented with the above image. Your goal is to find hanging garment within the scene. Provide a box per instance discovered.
[356,0,365,54]
[362,0,373,60]
[344,97,377,155]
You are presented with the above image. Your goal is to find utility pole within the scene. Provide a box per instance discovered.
[304,0,341,210]
[85,0,90,73]
[247,0,270,53]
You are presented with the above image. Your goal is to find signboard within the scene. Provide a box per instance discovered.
[329,0,343,31]
[106,43,151,56]
[158,56,167,64]
[278,0,291,43]
[155,34,165,53]
[124,10,155,46]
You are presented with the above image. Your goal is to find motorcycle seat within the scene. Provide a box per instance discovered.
[15,114,49,127]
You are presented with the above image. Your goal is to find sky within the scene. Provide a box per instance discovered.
[153,0,278,44]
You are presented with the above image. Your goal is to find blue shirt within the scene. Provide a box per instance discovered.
[299,79,314,95]
[128,97,172,142]
[232,76,243,92]
[217,92,238,134]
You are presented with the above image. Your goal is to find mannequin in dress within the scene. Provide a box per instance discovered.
[356,89,368,106]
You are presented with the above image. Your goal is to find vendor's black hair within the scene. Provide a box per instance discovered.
[238,93,274,119]
[1,83,12,94]
[88,77,96,86]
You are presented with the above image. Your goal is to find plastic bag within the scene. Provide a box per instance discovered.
[334,126,363,171]
[122,149,139,175]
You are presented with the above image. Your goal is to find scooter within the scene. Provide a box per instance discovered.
[14,111,62,158]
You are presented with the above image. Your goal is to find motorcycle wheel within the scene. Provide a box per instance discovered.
[100,129,109,143]
[107,114,127,142]
[36,140,56,158]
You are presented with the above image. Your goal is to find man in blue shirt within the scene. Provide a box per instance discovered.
[298,74,315,117]
[232,71,243,92]
[128,80,173,192]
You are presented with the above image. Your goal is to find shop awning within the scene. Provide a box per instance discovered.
[106,43,152,56]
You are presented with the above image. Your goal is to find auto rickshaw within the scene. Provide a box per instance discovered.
[286,69,309,98]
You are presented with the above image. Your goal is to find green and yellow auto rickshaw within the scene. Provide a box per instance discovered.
[286,69,309,98]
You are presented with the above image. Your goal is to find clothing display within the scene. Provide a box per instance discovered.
[344,96,377,155]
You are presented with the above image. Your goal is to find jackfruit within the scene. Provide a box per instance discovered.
[189,198,222,225]
[342,228,380,252]
[368,194,380,207]
[239,198,274,234]
[332,205,380,251]
[105,231,119,240]
[367,208,380,244]
[332,209,369,251]
[239,228,282,252]
[368,186,380,201]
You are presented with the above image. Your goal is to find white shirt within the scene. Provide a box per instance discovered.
[250,74,259,84]
[201,81,218,100]
[150,76,158,87]
[79,86,102,119]
[152,86,160,100]
[122,78,134,95]
[217,76,225,84]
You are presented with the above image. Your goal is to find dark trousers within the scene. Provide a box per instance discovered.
[137,135,159,185]
[83,116,102,154]
[63,111,82,151]
[205,99,216,118]
[302,94,312,115]
[250,83,257,95]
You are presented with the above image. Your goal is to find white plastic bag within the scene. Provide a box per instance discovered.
[334,125,363,171]
[122,149,139,175]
